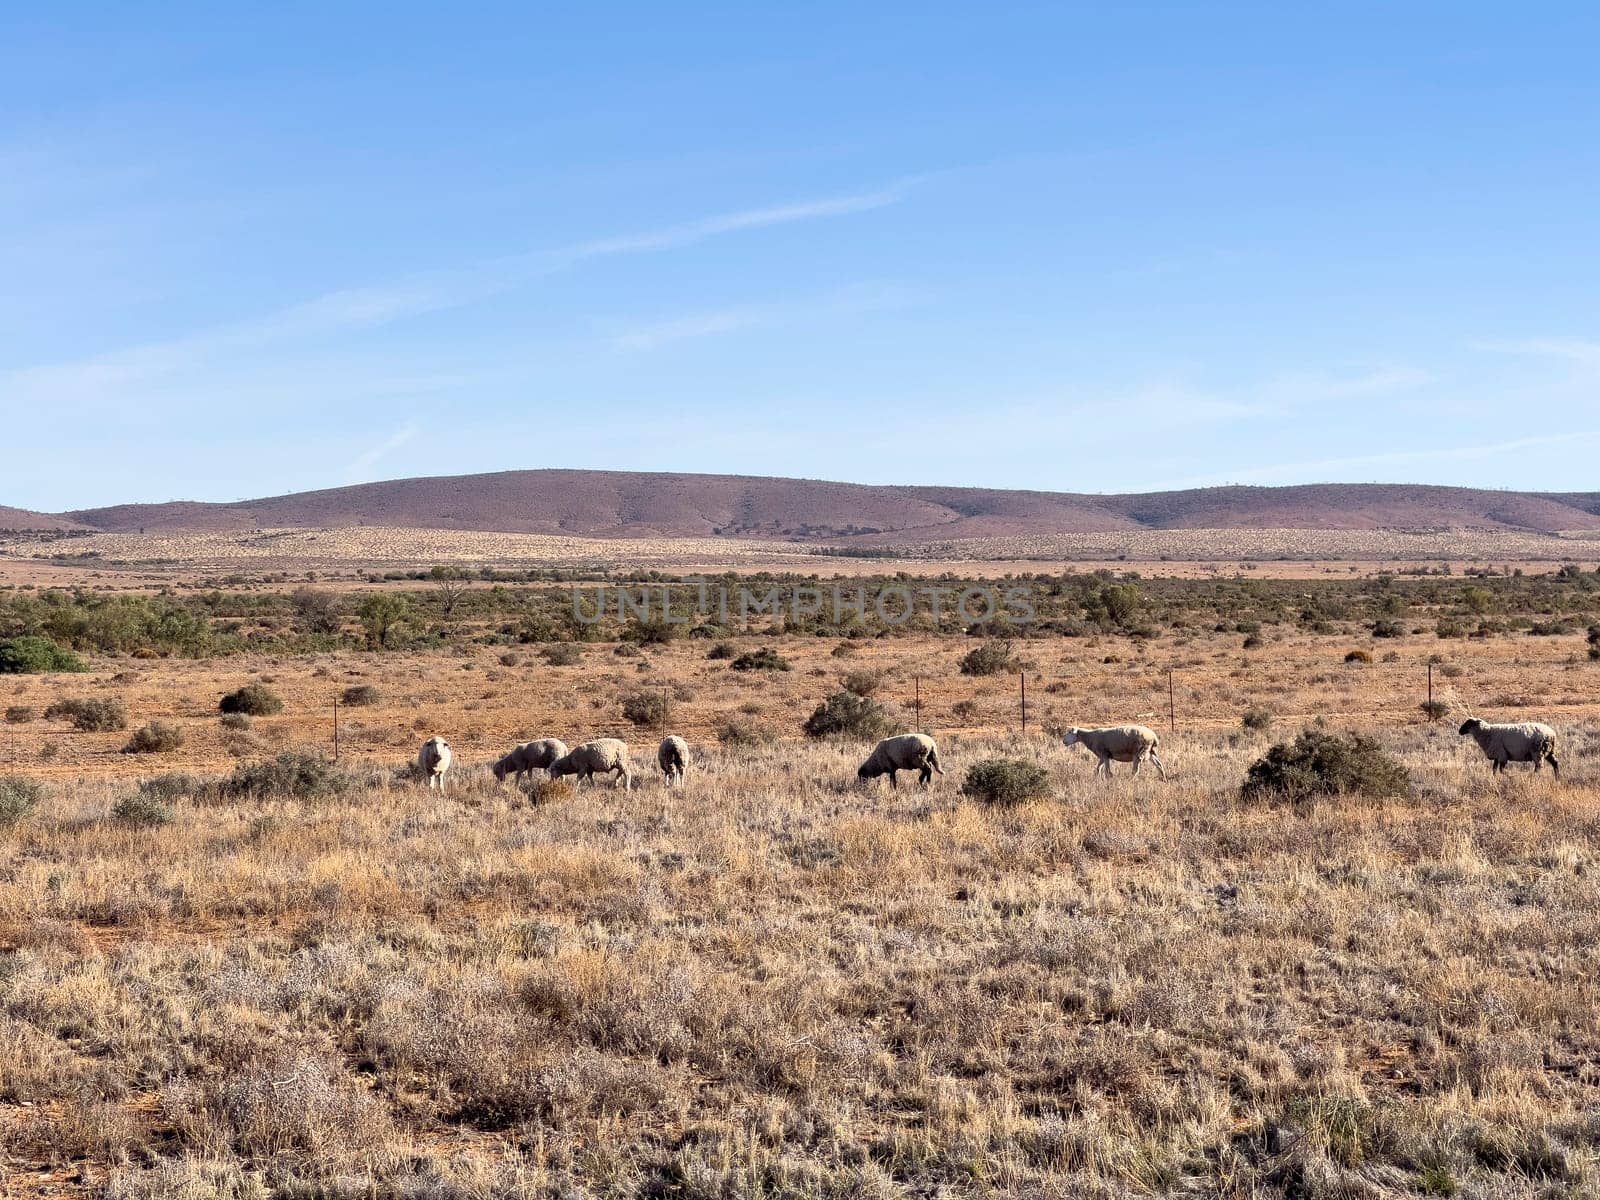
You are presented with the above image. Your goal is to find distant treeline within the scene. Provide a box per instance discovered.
[2,564,1598,660]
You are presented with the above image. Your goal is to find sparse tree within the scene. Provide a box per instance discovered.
[358,594,411,649]
[429,565,468,620]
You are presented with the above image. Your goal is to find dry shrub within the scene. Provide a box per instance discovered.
[621,691,672,728]
[163,1049,392,1164]
[339,684,382,707]
[0,776,44,828]
[44,696,128,731]
[962,758,1050,805]
[1241,730,1411,803]
[960,640,1018,676]
[112,793,174,827]
[730,647,790,671]
[4,705,35,724]
[123,720,185,754]
[222,751,350,800]
[803,690,890,741]
[219,683,283,716]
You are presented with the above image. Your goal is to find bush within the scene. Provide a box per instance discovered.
[717,719,774,747]
[44,697,128,731]
[1242,633,1263,650]
[0,635,88,674]
[1241,706,1274,732]
[112,793,173,828]
[123,721,185,754]
[730,647,790,672]
[1241,730,1411,804]
[621,691,672,728]
[139,773,204,801]
[222,751,350,800]
[706,641,736,661]
[0,777,44,828]
[1419,700,1449,721]
[219,684,283,716]
[541,644,582,667]
[830,641,860,658]
[4,706,35,724]
[803,691,891,741]
[961,758,1050,806]
[1344,649,1372,664]
[1371,619,1405,639]
[841,669,882,697]
[340,684,382,707]
[960,640,1018,676]
[219,712,252,730]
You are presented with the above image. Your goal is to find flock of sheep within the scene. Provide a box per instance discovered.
[413,715,1561,792]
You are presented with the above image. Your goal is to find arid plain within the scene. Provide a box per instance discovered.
[3,531,1600,1198]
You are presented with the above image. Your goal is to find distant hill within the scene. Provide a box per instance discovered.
[0,506,88,532]
[33,470,1600,540]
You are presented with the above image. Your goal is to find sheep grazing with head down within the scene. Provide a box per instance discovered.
[548,738,634,790]
[418,737,453,790]
[1061,725,1165,779]
[658,735,688,783]
[1458,718,1560,776]
[858,733,944,789]
[492,738,569,785]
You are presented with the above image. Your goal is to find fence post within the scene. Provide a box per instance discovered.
[1168,668,1175,733]
[332,698,339,761]
[914,675,921,732]
[1020,671,1027,735]
[1427,660,1433,712]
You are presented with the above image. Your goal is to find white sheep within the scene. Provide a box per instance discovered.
[492,738,569,784]
[858,733,944,788]
[1458,718,1560,776]
[1061,725,1166,779]
[548,738,634,790]
[418,736,453,790]
[658,735,688,783]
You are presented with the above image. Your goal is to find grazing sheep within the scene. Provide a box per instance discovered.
[858,733,944,789]
[658,735,688,783]
[548,738,634,790]
[418,737,453,791]
[1061,725,1166,779]
[1458,718,1560,776]
[492,738,569,784]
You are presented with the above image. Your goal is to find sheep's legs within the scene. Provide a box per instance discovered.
[1147,750,1167,780]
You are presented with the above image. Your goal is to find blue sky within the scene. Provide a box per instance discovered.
[3,3,1599,510]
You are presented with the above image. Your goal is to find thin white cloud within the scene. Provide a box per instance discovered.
[346,421,421,480]
[1,181,916,406]
[609,282,924,352]
[1475,337,1600,366]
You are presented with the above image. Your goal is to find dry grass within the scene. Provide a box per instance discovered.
[2,625,1600,1195]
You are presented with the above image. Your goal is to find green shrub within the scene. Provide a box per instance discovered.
[1372,619,1405,639]
[960,640,1018,676]
[222,751,350,800]
[803,691,891,741]
[961,758,1050,806]
[624,617,680,646]
[340,684,382,707]
[1241,706,1274,731]
[219,684,283,716]
[123,720,185,754]
[0,777,44,828]
[112,793,174,827]
[730,647,790,672]
[1241,730,1411,804]
[706,642,736,661]
[4,706,35,724]
[44,697,128,731]
[0,635,88,674]
[621,691,672,728]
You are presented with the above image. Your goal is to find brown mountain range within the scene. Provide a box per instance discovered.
[3,471,1597,540]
